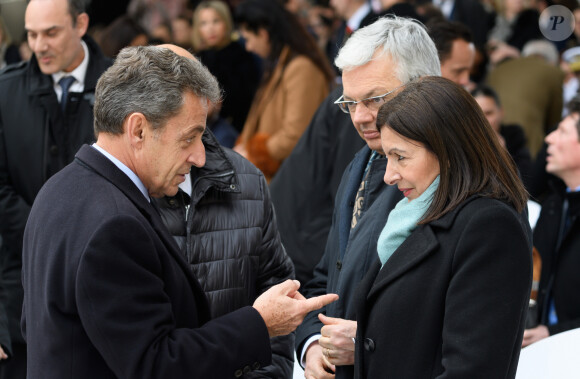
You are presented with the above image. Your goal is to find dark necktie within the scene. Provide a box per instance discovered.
[351,170,368,229]
[351,151,379,229]
[59,76,76,112]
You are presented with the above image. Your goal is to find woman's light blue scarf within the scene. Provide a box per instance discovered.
[377,175,440,267]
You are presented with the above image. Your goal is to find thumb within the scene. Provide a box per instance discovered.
[318,313,342,325]
[302,293,339,313]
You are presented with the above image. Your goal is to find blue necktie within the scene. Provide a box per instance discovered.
[59,76,75,112]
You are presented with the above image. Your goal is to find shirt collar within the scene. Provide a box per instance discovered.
[178,173,192,197]
[52,40,89,87]
[432,0,455,19]
[347,2,371,32]
[91,143,150,202]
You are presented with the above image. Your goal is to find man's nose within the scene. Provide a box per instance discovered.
[458,71,470,87]
[31,35,47,52]
[351,103,374,124]
[188,140,206,168]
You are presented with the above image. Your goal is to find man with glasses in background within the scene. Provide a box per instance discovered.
[294,17,441,379]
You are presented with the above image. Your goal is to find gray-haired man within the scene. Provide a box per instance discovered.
[21,45,336,379]
[295,17,441,379]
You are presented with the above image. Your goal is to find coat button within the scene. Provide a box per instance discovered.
[363,338,375,352]
[243,365,251,374]
[336,261,342,270]
[49,145,59,156]
[252,362,261,370]
[230,184,236,190]
[234,369,243,378]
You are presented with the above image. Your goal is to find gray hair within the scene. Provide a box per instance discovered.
[522,39,559,66]
[335,16,441,83]
[94,45,221,136]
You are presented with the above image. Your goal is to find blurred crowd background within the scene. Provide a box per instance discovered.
[1,0,578,180]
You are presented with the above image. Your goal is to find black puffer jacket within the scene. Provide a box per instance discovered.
[156,131,295,378]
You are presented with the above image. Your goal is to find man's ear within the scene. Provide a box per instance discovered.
[125,113,148,149]
[75,13,89,37]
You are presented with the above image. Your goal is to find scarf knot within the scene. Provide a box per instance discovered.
[378,176,440,266]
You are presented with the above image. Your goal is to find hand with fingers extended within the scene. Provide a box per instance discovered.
[304,341,336,379]
[318,314,357,367]
[253,279,338,337]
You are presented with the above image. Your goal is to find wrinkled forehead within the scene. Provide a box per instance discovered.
[341,57,401,100]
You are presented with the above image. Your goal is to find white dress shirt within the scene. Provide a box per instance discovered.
[52,40,89,102]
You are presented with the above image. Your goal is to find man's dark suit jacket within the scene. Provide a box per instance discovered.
[0,36,111,356]
[21,145,271,379]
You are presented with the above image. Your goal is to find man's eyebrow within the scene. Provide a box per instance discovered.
[343,88,387,101]
[25,25,62,34]
[181,125,205,138]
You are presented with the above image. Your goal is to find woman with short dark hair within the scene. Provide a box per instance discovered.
[352,76,532,378]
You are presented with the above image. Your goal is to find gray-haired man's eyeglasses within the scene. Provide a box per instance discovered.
[333,85,404,114]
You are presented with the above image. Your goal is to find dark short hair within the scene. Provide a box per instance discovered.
[566,94,580,140]
[68,0,89,19]
[470,84,501,108]
[377,76,527,223]
[427,19,473,63]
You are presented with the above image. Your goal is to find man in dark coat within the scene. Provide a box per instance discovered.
[270,87,364,285]
[156,129,296,378]
[21,44,337,379]
[523,95,580,347]
[294,17,441,379]
[0,1,111,377]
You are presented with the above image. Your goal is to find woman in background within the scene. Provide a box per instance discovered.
[234,0,333,181]
[192,0,260,133]
[98,15,149,58]
[350,76,532,378]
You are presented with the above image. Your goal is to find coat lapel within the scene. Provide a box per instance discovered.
[338,147,371,259]
[27,60,64,148]
[74,145,210,319]
[367,224,439,300]
[366,196,481,301]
